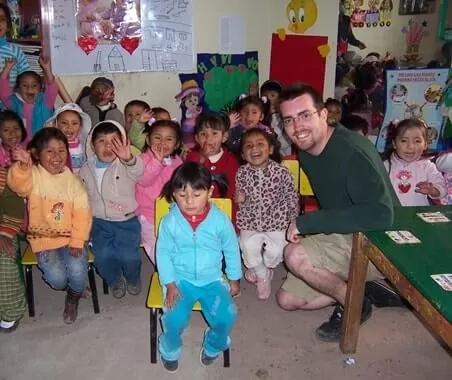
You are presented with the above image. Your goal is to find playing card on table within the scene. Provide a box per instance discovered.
[417,212,450,223]
[385,230,421,244]
[430,274,452,291]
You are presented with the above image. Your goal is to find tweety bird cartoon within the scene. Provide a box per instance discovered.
[286,0,318,34]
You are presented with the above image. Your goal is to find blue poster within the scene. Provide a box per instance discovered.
[376,68,450,152]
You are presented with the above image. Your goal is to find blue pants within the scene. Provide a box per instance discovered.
[36,246,88,294]
[159,279,237,361]
[91,217,141,287]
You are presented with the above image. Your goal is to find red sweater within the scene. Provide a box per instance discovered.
[186,148,239,227]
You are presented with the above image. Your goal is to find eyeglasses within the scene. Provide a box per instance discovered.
[283,110,321,127]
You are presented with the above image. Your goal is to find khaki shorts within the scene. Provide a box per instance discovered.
[281,233,383,302]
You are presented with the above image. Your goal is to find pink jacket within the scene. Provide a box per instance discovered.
[384,153,446,207]
[135,150,182,222]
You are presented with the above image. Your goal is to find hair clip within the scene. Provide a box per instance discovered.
[239,93,247,100]
[261,96,268,104]
[391,119,400,126]
[147,117,156,126]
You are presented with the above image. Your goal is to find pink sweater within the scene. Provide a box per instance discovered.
[135,151,182,222]
[384,153,446,206]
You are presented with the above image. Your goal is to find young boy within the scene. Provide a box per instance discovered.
[79,120,144,298]
[129,106,171,152]
[260,80,292,157]
[124,99,150,133]
[186,113,239,226]
[78,77,124,127]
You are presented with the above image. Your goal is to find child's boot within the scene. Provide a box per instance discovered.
[63,288,81,324]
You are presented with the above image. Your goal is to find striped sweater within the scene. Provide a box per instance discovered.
[7,163,92,253]
[0,37,29,88]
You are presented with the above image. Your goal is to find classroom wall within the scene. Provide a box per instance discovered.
[58,0,339,115]
[349,0,442,62]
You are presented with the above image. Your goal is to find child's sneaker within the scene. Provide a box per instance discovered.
[256,269,273,300]
[161,357,178,373]
[200,349,219,366]
[0,320,19,333]
[127,280,141,295]
[111,277,126,299]
[244,269,257,284]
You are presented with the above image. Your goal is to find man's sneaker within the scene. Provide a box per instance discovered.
[256,269,273,300]
[200,349,219,366]
[365,280,409,308]
[111,277,126,299]
[127,281,141,296]
[315,296,373,342]
[161,357,178,373]
[244,269,257,284]
[0,320,19,333]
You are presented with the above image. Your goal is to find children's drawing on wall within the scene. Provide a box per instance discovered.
[401,19,429,65]
[175,78,204,150]
[195,51,259,113]
[348,0,393,28]
[76,0,141,55]
[338,0,366,57]
[376,68,449,152]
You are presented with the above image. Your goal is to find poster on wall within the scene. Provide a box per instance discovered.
[195,51,259,113]
[44,0,194,75]
[376,69,450,152]
[270,34,327,95]
[347,0,394,28]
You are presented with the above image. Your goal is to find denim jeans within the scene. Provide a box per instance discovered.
[159,279,237,361]
[36,245,88,294]
[90,217,141,287]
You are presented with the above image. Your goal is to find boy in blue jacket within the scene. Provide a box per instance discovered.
[156,162,242,373]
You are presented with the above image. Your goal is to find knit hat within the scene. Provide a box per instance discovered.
[175,80,204,101]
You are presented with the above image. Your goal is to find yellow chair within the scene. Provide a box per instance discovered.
[146,197,232,367]
[22,245,101,317]
[282,159,300,189]
[299,167,314,196]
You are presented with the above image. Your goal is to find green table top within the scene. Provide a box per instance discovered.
[365,206,452,323]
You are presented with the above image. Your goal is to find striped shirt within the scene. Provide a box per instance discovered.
[0,38,29,88]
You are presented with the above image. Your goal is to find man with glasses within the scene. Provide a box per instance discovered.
[276,84,402,342]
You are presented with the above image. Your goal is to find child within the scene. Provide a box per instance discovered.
[341,114,368,136]
[156,162,241,372]
[0,110,26,167]
[135,120,182,263]
[46,103,92,173]
[0,56,58,142]
[0,167,25,332]
[0,4,29,90]
[235,128,299,300]
[129,106,171,152]
[7,128,92,324]
[77,77,124,127]
[79,120,144,298]
[227,95,273,157]
[124,99,150,133]
[382,119,446,206]
[260,80,292,157]
[436,153,452,205]
[186,113,239,226]
[325,98,343,126]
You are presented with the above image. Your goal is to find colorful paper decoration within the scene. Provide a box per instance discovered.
[270,33,327,95]
[401,19,429,65]
[350,0,393,28]
[285,0,318,34]
[77,35,99,55]
[120,36,140,55]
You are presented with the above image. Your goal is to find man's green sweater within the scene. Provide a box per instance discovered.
[296,125,400,234]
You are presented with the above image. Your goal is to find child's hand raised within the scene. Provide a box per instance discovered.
[39,54,51,70]
[164,282,181,309]
[11,146,31,166]
[150,143,164,162]
[111,134,133,162]
[234,189,246,203]
[228,112,241,129]
[139,109,154,123]
[4,58,16,70]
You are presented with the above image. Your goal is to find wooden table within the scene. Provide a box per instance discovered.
[340,206,452,353]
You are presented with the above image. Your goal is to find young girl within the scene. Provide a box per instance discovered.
[0,4,29,90]
[260,80,292,157]
[227,95,273,157]
[325,98,343,126]
[235,128,299,300]
[135,120,182,263]
[7,128,92,324]
[156,162,241,373]
[0,110,26,167]
[0,56,58,142]
[0,166,25,332]
[382,118,446,206]
[46,103,92,173]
